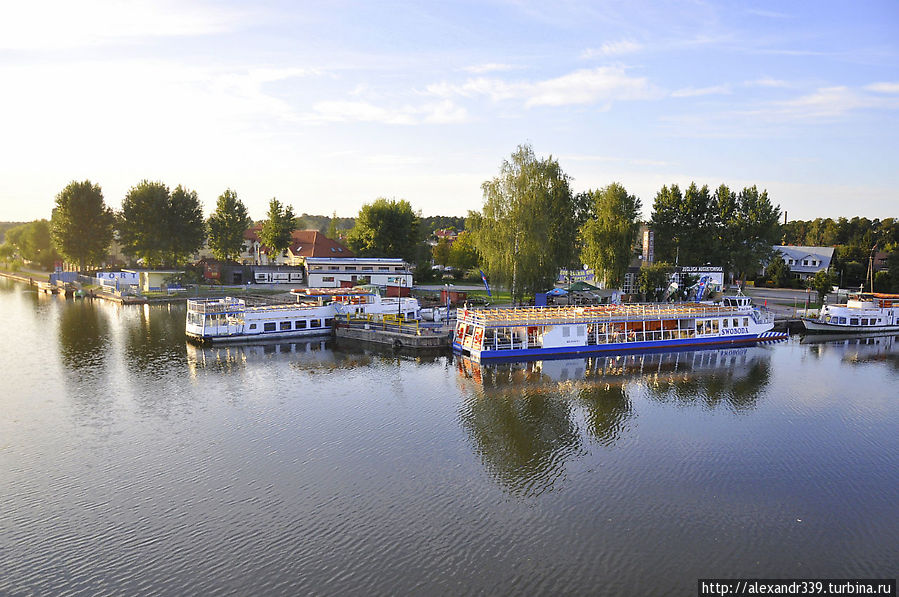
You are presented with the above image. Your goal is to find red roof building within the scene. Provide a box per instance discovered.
[241,226,353,265]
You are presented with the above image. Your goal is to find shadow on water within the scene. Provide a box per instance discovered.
[455,345,775,495]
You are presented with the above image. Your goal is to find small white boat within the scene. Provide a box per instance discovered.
[802,293,899,333]
[186,289,420,343]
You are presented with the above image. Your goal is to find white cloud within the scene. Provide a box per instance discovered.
[0,0,246,50]
[776,86,875,119]
[462,63,517,74]
[865,82,899,94]
[308,99,468,125]
[581,40,643,59]
[671,85,731,98]
[426,66,656,108]
[744,77,792,88]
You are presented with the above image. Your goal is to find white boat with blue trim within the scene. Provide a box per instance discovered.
[186,289,420,343]
[802,292,899,333]
[453,295,786,361]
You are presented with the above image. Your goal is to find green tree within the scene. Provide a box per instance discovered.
[207,189,251,262]
[765,254,791,287]
[118,180,205,267]
[638,262,674,302]
[449,230,480,273]
[579,183,641,289]
[432,238,452,266]
[346,198,419,261]
[5,220,59,269]
[886,252,899,292]
[808,269,834,301]
[728,186,781,282]
[50,180,114,271]
[327,210,339,239]
[650,183,714,266]
[258,198,297,258]
[470,144,577,303]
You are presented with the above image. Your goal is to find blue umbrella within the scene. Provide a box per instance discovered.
[547,287,568,296]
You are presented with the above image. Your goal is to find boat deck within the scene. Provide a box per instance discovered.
[458,303,752,327]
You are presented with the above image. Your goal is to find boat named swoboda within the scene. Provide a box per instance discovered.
[802,292,899,333]
[453,295,786,361]
[186,288,420,343]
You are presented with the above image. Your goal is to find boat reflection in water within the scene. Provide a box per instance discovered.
[801,332,899,368]
[455,344,773,496]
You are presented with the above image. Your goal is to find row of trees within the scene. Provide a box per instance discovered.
[6,180,300,270]
[465,144,784,302]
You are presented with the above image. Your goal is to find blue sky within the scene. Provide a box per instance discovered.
[1,0,897,222]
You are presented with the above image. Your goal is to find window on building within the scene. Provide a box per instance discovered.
[379,267,390,271]
[329,266,340,271]
[345,266,356,271]
[322,276,335,282]
[264,322,276,332]
[280,321,292,331]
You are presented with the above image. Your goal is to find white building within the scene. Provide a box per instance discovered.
[305,257,413,288]
[773,246,835,280]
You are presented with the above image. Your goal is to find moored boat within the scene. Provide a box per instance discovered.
[186,289,420,343]
[453,295,786,361]
[801,292,899,333]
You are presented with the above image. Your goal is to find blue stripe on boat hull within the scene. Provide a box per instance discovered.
[453,333,786,360]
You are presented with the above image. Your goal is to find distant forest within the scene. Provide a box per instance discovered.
[285,214,467,237]
[0,222,25,243]
[782,217,898,261]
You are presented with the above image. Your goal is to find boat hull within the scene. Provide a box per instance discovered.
[454,331,786,361]
[186,328,332,344]
[801,318,899,334]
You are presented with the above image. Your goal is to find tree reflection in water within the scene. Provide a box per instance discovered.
[123,303,189,374]
[58,299,110,372]
[456,346,774,494]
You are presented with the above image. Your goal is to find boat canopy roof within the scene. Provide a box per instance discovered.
[292,288,376,297]
[459,302,751,327]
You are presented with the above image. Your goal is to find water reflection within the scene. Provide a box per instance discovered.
[643,347,772,412]
[57,298,110,371]
[186,337,445,376]
[456,346,774,494]
[123,303,188,373]
[801,333,899,370]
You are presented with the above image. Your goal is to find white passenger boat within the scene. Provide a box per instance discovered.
[186,289,420,343]
[453,295,786,361]
[802,292,899,333]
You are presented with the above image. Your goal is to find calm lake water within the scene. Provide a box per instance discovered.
[1,278,897,596]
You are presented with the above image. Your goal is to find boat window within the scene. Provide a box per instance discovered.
[743,318,749,327]
[325,318,334,327]
[406,312,415,319]
[249,324,257,330]
[850,318,859,325]
[310,319,321,328]
[562,327,570,338]
[696,321,704,334]
[296,320,307,328]
[723,319,729,328]
[577,326,585,337]
[264,322,276,332]
[711,320,719,333]
[280,321,292,331]
[733,318,739,327]
[861,319,867,325]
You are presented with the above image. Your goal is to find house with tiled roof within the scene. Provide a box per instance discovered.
[773,245,835,280]
[240,226,353,265]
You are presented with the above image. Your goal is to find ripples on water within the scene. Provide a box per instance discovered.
[1,280,897,595]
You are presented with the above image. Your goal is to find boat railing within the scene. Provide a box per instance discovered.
[187,297,246,314]
[337,313,422,336]
[458,303,749,327]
